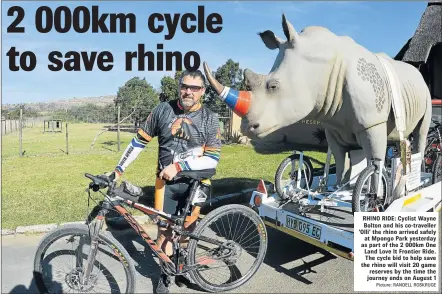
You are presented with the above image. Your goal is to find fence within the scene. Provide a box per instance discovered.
[1,117,47,136]
[2,103,235,158]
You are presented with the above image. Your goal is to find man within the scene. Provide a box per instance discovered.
[108,69,222,293]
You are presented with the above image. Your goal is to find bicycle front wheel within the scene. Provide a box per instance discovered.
[275,154,313,198]
[187,204,267,293]
[33,223,136,293]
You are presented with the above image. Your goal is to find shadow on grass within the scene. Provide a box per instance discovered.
[101,146,116,152]
[101,140,118,146]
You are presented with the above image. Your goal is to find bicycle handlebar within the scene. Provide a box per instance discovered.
[85,168,216,192]
[84,173,112,191]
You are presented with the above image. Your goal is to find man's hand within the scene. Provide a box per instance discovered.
[159,163,179,181]
[105,171,120,182]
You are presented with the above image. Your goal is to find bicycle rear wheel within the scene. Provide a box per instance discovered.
[187,204,267,293]
[432,153,442,184]
[33,223,136,293]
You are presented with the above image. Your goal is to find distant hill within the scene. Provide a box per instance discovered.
[2,95,116,112]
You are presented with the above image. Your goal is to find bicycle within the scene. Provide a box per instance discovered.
[33,169,268,293]
[274,151,337,199]
[351,119,442,212]
[425,118,442,184]
[273,145,395,214]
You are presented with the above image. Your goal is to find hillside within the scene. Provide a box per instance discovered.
[2,95,116,112]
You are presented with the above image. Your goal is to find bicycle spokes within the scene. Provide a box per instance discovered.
[192,211,263,285]
[358,175,387,212]
[38,233,130,293]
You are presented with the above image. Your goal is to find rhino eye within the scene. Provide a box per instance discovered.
[267,80,279,92]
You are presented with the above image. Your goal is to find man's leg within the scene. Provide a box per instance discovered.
[155,184,181,293]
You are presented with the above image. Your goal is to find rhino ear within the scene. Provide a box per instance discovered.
[258,30,284,50]
[282,14,299,43]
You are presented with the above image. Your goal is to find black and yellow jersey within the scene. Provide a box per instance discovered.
[115,99,222,176]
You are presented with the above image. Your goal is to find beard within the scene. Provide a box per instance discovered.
[180,95,196,108]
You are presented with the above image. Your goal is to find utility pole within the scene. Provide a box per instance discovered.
[65,108,69,155]
[117,106,121,151]
[19,107,23,156]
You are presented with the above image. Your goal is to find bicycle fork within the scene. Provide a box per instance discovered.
[80,209,106,286]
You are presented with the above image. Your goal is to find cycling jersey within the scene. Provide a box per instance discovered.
[115,99,222,176]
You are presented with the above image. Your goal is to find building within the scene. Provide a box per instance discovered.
[394,1,442,121]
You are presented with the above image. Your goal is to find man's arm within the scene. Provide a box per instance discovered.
[114,110,158,176]
[175,114,222,172]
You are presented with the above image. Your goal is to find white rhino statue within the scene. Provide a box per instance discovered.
[204,14,432,190]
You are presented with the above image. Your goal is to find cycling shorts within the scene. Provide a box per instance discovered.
[163,179,192,216]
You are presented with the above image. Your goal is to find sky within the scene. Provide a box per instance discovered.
[1,0,429,104]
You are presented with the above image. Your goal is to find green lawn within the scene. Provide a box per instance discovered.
[2,123,329,229]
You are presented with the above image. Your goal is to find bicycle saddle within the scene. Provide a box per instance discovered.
[172,169,216,181]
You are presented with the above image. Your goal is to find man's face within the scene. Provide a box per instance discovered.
[179,75,206,109]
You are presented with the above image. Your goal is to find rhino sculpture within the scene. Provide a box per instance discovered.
[203,14,432,192]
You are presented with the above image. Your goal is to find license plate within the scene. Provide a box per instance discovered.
[286,215,322,240]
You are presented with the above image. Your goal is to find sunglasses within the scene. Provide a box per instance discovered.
[180,83,204,92]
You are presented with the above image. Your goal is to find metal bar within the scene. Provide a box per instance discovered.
[19,109,23,156]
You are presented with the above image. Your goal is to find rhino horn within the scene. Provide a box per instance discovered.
[203,61,251,117]
[282,14,298,43]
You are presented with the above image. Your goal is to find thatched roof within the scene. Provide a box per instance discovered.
[395,1,441,63]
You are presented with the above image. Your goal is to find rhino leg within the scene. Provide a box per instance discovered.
[325,129,347,186]
[356,123,388,198]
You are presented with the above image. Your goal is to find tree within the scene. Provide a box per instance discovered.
[4,104,39,119]
[115,77,159,126]
[204,59,246,116]
[159,70,182,102]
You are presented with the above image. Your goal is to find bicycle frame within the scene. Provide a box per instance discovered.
[83,176,227,282]
[282,149,390,211]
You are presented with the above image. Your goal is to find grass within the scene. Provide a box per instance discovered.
[2,123,329,229]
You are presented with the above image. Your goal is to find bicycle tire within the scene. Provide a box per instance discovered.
[187,204,267,293]
[33,223,136,294]
[275,154,313,198]
[432,153,442,184]
[351,165,391,213]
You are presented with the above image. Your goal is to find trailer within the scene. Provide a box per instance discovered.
[248,149,442,261]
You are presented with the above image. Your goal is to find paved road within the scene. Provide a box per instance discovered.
[2,224,355,293]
